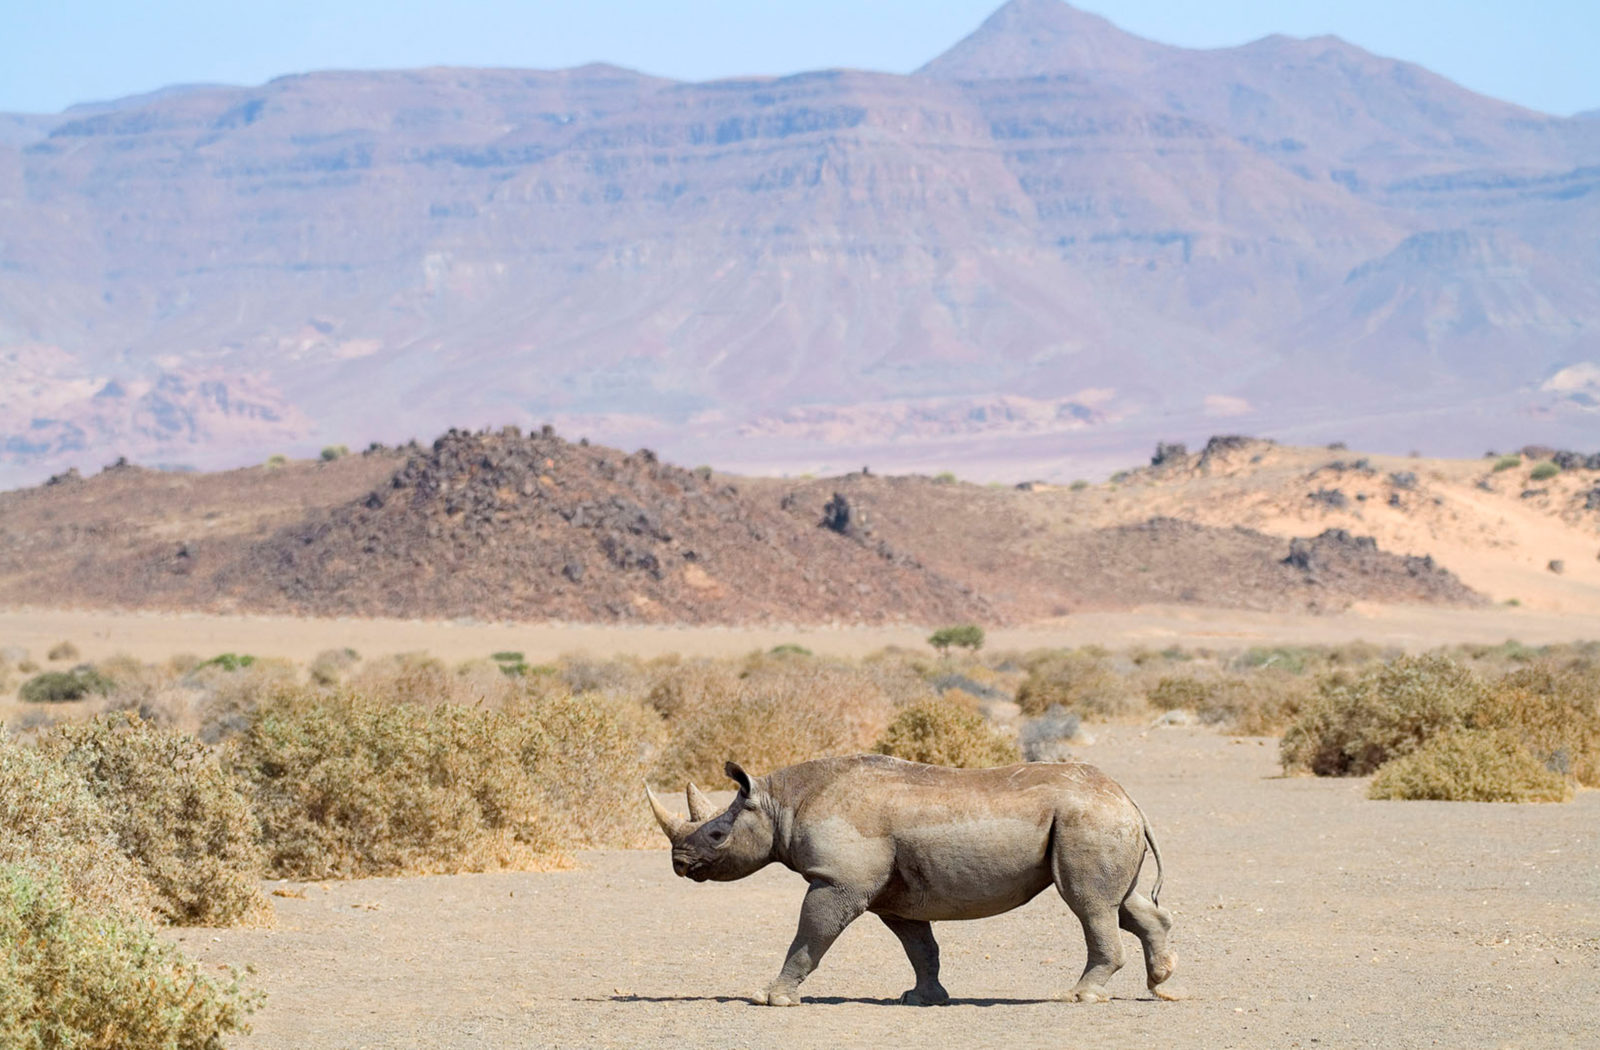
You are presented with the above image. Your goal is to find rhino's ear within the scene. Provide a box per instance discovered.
[724,761,755,797]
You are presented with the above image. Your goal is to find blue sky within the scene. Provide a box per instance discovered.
[3,0,1596,116]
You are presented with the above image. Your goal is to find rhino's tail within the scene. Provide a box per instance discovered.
[1132,802,1165,907]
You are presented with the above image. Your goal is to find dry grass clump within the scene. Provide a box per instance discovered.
[653,662,897,784]
[1471,664,1600,786]
[230,690,563,879]
[39,714,268,926]
[1016,649,1142,720]
[1280,655,1484,776]
[47,640,80,662]
[0,865,258,1050]
[0,731,154,920]
[873,698,1020,768]
[1368,731,1572,803]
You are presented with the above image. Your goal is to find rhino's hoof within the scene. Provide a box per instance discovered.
[764,987,802,1007]
[900,987,950,1006]
[1067,986,1111,1003]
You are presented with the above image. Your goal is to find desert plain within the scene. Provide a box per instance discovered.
[168,722,1598,1050]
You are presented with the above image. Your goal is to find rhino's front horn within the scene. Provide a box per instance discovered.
[686,782,715,823]
[645,783,688,842]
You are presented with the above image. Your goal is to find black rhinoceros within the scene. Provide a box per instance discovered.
[647,753,1176,1005]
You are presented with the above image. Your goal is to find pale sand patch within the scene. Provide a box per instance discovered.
[2,603,1597,672]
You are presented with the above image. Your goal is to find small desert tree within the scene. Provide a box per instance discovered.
[928,624,985,655]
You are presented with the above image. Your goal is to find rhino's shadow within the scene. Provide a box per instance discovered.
[603,994,1069,1007]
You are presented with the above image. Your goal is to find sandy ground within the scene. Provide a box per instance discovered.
[5,603,1600,673]
[181,725,1599,1050]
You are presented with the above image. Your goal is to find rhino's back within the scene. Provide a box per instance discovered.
[775,753,1134,830]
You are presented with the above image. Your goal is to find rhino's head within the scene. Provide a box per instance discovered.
[646,761,776,883]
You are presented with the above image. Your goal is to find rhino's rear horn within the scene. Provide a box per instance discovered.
[645,782,688,842]
[686,782,715,822]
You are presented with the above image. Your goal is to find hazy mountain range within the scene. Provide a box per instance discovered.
[2,0,1598,487]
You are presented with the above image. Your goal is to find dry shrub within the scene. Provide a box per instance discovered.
[39,714,268,926]
[1200,671,1311,736]
[1016,649,1142,720]
[1472,664,1600,786]
[1020,706,1083,762]
[1368,730,1572,803]
[188,658,302,744]
[0,865,258,1050]
[653,662,896,785]
[0,731,154,920]
[1280,655,1483,776]
[559,653,653,699]
[874,698,1019,768]
[230,690,563,879]
[308,647,361,686]
[646,660,740,719]
[47,640,80,662]
[509,691,663,849]
[1148,675,1212,712]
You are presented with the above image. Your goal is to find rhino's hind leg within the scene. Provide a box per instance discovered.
[765,881,865,1006]
[1119,891,1178,999]
[880,916,950,1006]
[1061,907,1124,1002]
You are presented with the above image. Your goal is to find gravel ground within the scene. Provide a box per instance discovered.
[185,726,1600,1049]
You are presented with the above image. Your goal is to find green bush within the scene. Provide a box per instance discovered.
[18,666,113,703]
[1528,461,1560,481]
[873,699,1019,768]
[768,644,813,657]
[1492,454,1522,472]
[1280,655,1483,776]
[40,714,267,926]
[197,652,256,672]
[1368,731,1572,803]
[928,624,985,654]
[0,865,257,1050]
[319,444,349,461]
[230,690,563,879]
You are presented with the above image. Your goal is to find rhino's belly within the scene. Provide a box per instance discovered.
[871,819,1054,922]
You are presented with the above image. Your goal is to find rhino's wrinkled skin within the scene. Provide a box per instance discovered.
[647,754,1177,1006]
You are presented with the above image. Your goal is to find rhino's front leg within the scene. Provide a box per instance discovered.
[765,880,866,1006]
[880,915,949,1005]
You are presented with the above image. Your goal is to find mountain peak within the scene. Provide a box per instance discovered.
[918,0,1171,80]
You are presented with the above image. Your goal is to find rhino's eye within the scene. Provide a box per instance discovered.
[708,828,727,844]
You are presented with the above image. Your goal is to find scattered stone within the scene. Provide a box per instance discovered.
[1548,560,1565,575]
[1308,488,1350,510]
